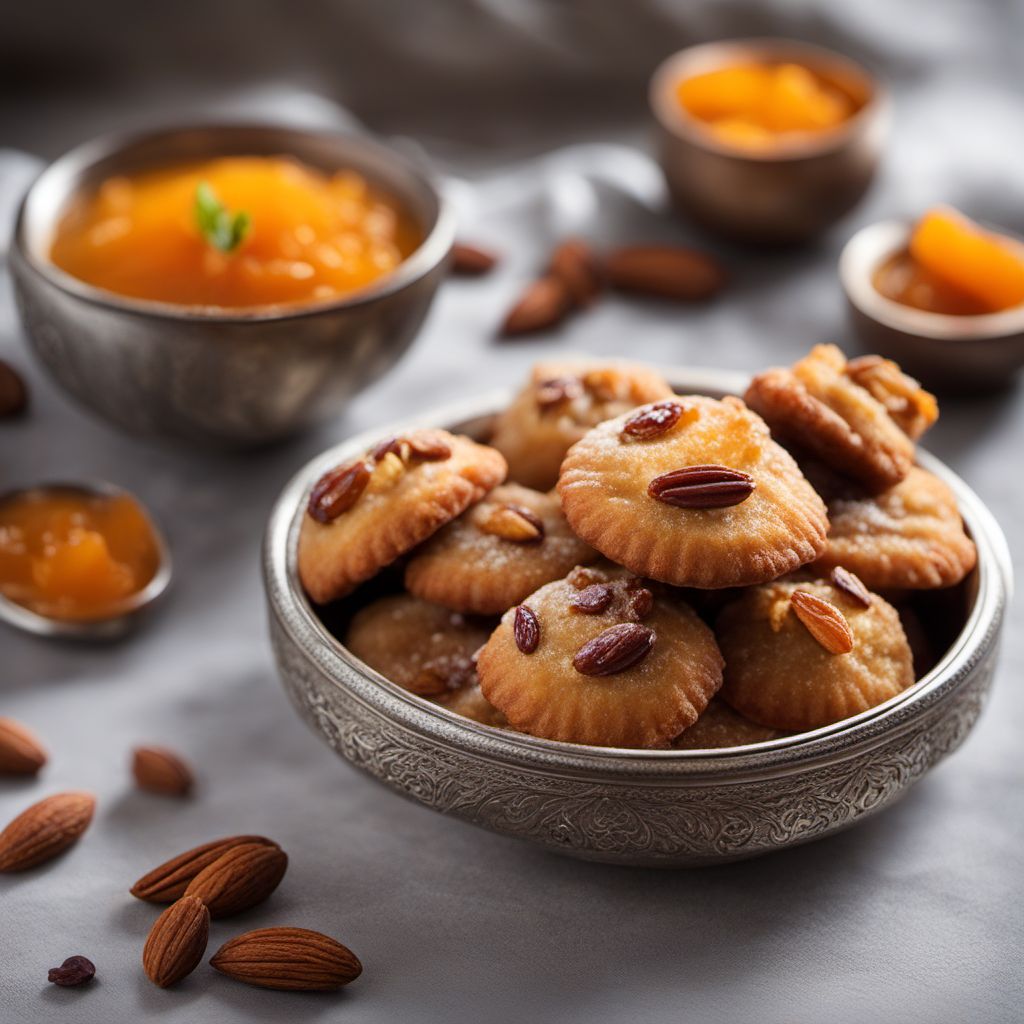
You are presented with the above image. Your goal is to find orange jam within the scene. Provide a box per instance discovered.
[874,208,1024,315]
[49,156,421,309]
[0,489,162,621]
[675,62,857,150]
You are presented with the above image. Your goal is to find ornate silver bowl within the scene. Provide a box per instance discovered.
[263,369,1012,866]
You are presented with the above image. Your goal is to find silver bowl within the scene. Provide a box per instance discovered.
[263,368,1012,866]
[10,124,455,447]
[649,39,889,244]
[0,479,172,640]
[840,220,1024,393]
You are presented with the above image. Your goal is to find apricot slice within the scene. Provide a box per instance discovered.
[910,207,1024,313]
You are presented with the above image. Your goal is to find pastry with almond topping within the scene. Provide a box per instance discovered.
[477,565,723,748]
[744,344,928,493]
[489,359,674,491]
[672,699,784,749]
[298,429,506,604]
[716,578,914,731]
[346,594,493,700]
[404,484,598,615]
[557,395,829,589]
[811,466,977,590]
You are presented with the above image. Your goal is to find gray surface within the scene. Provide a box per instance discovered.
[1,3,1022,1022]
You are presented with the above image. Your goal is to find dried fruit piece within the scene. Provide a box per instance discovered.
[130,835,279,903]
[573,623,656,676]
[648,465,755,509]
[549,239,603,307]
[184,842,288,918]
[0,792,95,872]
[0,359,28,418]
[132,746,194,797]
[626,586,654,621]
[405,432,453,462]
[567,565,602,590]
[621,401,684,441]
[47,955,96,987]
[478,503,545,543]
[210,927,362,992]
[450,241,498,276]
[535,376,584,410]
[790,590,855,654]
[0,717,47,776]
[142,896,210,988]
[604,245,725,301]
[830,566,873,608]
[513,605,540,654]
[307,460,372,523]
[501,276,571,335]
[569,584,614,615]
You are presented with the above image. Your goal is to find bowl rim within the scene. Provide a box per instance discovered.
[649,37,888,164]
[263,366,1012,775]
[12,121,457,325]
[840,218,1024,341]
[0,478,173,639]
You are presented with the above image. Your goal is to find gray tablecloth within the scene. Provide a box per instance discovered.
[1,4,1022,1022]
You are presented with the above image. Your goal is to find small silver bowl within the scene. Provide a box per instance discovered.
[840,219,1024,392]
[649,39,888,244]
[10,124,455,448]
[263,368,1011,867]
[0,480,172,641]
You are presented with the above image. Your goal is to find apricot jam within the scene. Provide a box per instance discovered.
[874,208,1024,315]
[49,157,421,309]
[0,489,162,621]
[675,62,856,150]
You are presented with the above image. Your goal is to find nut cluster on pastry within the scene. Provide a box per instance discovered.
[297,350,976,750]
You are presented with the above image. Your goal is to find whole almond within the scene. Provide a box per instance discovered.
[501,276,571,336]
[184,842,288,917]
[0,791,95,872]
[132,746,194,797]
[648,464,755,509]
[573,623,656,676]
[791,590,855,655]
[142,896,210,988]
[450,241,498,276]
[0,717,48,775]
[549,238,603,307]
[604,245,725,301]
[211,927,362,991]
[130,835,280,904]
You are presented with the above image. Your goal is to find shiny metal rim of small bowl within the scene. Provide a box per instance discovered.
[649,38,889,163]
[840,219,1024,341]
[14,122,457,324]
[263,367,1013,777]
[0,480,173,640]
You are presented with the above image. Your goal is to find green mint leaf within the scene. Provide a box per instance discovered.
[194,182,251,253]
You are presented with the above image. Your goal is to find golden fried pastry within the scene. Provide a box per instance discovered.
[744,344,917,493]
[672,699,783,749]
[477,565,724,748]
[717,577,915,731]
[437,685,508,728]
[298,429,506,603]
[557,395,829,589]
[489,359,674,490]
[404,483,598,615]
[345,594,492,697]
[812,467,977,590]
[844,355,938,440]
